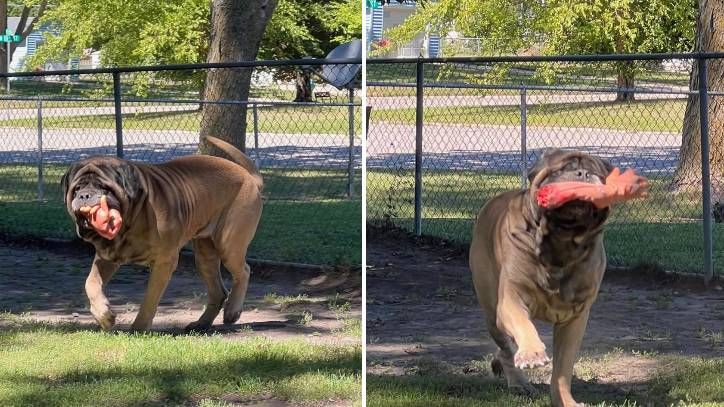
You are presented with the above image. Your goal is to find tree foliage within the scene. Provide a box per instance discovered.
[380,0,541,56]
[540,0,695,55]
[27,0,360,70]
[381,0,695,57]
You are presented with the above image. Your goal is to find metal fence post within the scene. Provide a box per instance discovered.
[698,56,713,284]
[520,84,528,189]
[36,96,44,201]
[253,102,260,166]
[347,88,355,199]
[414,60,424,236]
[112,71,124,158]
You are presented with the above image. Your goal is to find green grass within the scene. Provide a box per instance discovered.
[0,314,361,407]
[0,105,361,135]
[367,354,723,406]
[372,99,686,133]
[4,78,295,101]
[367,169,724,274]
[0,165,361,266]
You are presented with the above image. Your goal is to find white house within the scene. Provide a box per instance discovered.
[5,17,92,73]
[366,1,441,58]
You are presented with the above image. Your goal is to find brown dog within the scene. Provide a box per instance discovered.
[469,150,635,407]
[61,136,263,332]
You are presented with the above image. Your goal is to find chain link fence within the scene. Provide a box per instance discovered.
[367,54,724,279]
[0,59,362,266]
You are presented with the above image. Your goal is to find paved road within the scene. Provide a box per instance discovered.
[368,91,688,110]
[0,104,195,120]
[367,121,682,175]
[0,127,361,169]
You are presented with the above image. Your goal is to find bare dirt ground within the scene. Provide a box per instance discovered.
[0,239,361,344]
[366,228,724,395]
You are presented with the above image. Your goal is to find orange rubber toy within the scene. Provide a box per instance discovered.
[79,195,123,240]
[536,168,649,209]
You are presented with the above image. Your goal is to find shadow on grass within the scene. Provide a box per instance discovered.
[0,320,361,406]
[0,142,361,171]
[367,374,645,407]
[367,355,724,406]
[367,146,682,175]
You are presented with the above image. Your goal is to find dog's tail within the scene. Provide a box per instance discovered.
[203,136,263,189]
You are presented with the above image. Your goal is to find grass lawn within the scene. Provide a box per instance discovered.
[367,352,723,406]
[4,79,296,102]
[372,99,686,133]
[0,165,361,266]
[0,105,362,135]
[0,315,361,407]
[367,169,724,274]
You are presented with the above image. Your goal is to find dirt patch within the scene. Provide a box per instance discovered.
[0,240,361,346]
[366,228,724,386]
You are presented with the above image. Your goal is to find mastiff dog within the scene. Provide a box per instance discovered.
[61,136,263,332]
[469,149,646,407]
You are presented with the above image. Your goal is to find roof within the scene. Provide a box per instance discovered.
[6,17,36,33]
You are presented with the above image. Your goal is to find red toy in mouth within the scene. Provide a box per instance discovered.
[79,195,123,240]
[536,167,650,209]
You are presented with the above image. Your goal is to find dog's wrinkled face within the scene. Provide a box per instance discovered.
[61,157,140,240]
[528,149,612,230]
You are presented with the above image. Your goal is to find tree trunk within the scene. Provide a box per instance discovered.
[199,0,279,155]
[294,70,313,102]
[615,62,636,102]
[671,0,724,196]
[0,1,47,91]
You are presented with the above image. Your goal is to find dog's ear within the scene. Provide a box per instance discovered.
[60,162,81,202]
[112,161,142,202]
[601,157,614,174]
[594,157,615,180]
[528,149,564,183]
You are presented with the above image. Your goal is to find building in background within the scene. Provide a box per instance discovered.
[365,0,440,58]
[6,17,97,73]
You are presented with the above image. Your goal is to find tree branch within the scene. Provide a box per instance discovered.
[20,0,48,38]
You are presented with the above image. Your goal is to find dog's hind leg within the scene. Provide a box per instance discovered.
[487,317,538,396]
[219,254,250,325]
[216,194,262,325]
[186,238,227,332]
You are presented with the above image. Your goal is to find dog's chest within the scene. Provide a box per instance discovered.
[532,266,596,323]
[93,238,154,265]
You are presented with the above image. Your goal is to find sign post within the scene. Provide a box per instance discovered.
[1,28,22,93]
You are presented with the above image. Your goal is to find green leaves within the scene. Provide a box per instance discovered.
[381,0,695,57]
[26,0,361,72]
[540,0,696,56]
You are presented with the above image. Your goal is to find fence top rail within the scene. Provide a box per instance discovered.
[367,52,724,64]
[0,95,361,107]
[0,57,363,78]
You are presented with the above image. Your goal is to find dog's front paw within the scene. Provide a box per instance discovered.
[554,399,586,407]
[90,303,116,331]
[514,348,550,369]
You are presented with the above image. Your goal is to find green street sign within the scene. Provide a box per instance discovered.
[366,0,381,9]
[0,34,21,43]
